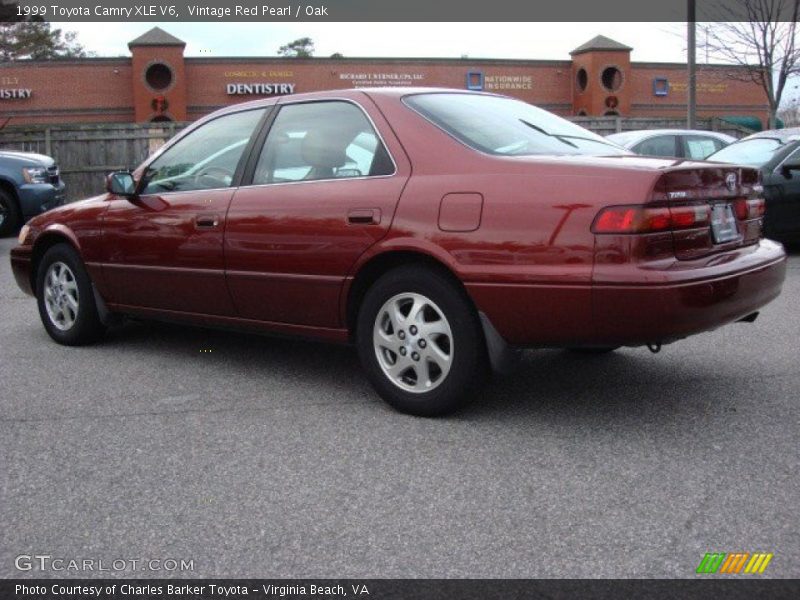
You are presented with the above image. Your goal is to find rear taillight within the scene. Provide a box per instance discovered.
[596,167,766,263]
[592,204,710,234]
[734,197,765,220]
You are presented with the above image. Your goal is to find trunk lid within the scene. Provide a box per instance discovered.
[650,164,763,260]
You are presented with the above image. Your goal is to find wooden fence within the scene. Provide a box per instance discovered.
[0,122,188,201]
[0,117,754,202]
[571,116,755,138]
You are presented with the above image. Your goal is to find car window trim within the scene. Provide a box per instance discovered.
[239,97,398,188]
[238,105,281,187]
[232,106,277,187]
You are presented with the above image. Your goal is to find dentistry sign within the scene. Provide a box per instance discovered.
[0,76,32,100]
[225,83,296,96]
[0,88,32,100]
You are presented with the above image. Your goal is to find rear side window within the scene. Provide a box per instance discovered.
[633,135,678,158]
[252,101,394,185]
[684,135,725,160]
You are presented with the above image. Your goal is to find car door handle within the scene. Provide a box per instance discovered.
[347,208,381,225]
[195,214,220,229]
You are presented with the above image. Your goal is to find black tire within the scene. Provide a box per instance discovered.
[0,188,21,237]
[567,346,619,354]
[356,265,486,417]
[36,243,106,345]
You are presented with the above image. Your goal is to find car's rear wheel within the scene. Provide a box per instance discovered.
[357,265,485,416]
[36,244,106,345]
[0,188,21,237]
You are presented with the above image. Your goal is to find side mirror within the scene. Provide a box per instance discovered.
[780,160,800,178]
[106,171,137,197]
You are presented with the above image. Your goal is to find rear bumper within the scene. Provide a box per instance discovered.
[591,239,786,345]
[10,245,34,296]
[468,239,787,347]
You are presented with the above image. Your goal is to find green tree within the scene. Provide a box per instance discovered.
[277,37,314,58]
[0,20,91,61]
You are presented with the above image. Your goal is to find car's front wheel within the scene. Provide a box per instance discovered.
[357,265,485,416]
[36,243,106,345]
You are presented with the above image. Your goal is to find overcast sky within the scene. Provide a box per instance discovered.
[67,22,691,62]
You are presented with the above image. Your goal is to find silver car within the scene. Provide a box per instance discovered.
[606,129,736,160]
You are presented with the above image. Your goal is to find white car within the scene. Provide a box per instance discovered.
[606,129,736,160]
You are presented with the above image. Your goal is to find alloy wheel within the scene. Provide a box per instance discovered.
[373,292,454,394]
[43,261,80,331]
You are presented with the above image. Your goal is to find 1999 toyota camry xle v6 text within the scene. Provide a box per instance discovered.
[10,89,788,416]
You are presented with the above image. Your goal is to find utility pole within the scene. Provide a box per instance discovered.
[688,0,697,128]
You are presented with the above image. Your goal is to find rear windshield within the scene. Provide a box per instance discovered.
[404,93,628,157]
[707,137,783,167]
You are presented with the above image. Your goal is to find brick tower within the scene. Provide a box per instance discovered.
[128,27,188,122]
[570,35,632,117]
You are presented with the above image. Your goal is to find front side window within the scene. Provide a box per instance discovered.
[633,135,678,158]
[142,109,265,194]
[403,93,627,157]
[252,101,394,185]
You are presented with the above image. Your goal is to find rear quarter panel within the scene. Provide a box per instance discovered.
[365,93,660,344]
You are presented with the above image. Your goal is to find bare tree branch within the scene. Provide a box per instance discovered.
[699,0,800,127]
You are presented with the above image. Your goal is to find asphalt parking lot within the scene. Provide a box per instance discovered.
[1,235,798,579]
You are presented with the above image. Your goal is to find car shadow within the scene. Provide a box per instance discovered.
[100,318,732,426]
[782,241,800,255]
[464,349,712,421]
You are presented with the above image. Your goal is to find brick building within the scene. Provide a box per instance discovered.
[0,28,770,127]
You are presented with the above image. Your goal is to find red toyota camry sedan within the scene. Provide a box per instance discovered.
[10,89,787,416]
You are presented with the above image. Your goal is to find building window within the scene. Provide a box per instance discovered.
[576,68,588,92]
[601,66,623,92]
[653,77,669,96]
[145,62,174,91]
[604,110,620,116]
[466,71,484,91]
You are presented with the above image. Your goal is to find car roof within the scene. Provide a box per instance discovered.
[0,149,54,164]
[227,87,498,107]
[606,129,735,145]
[740,127,800,142]
[200,87,503,122]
